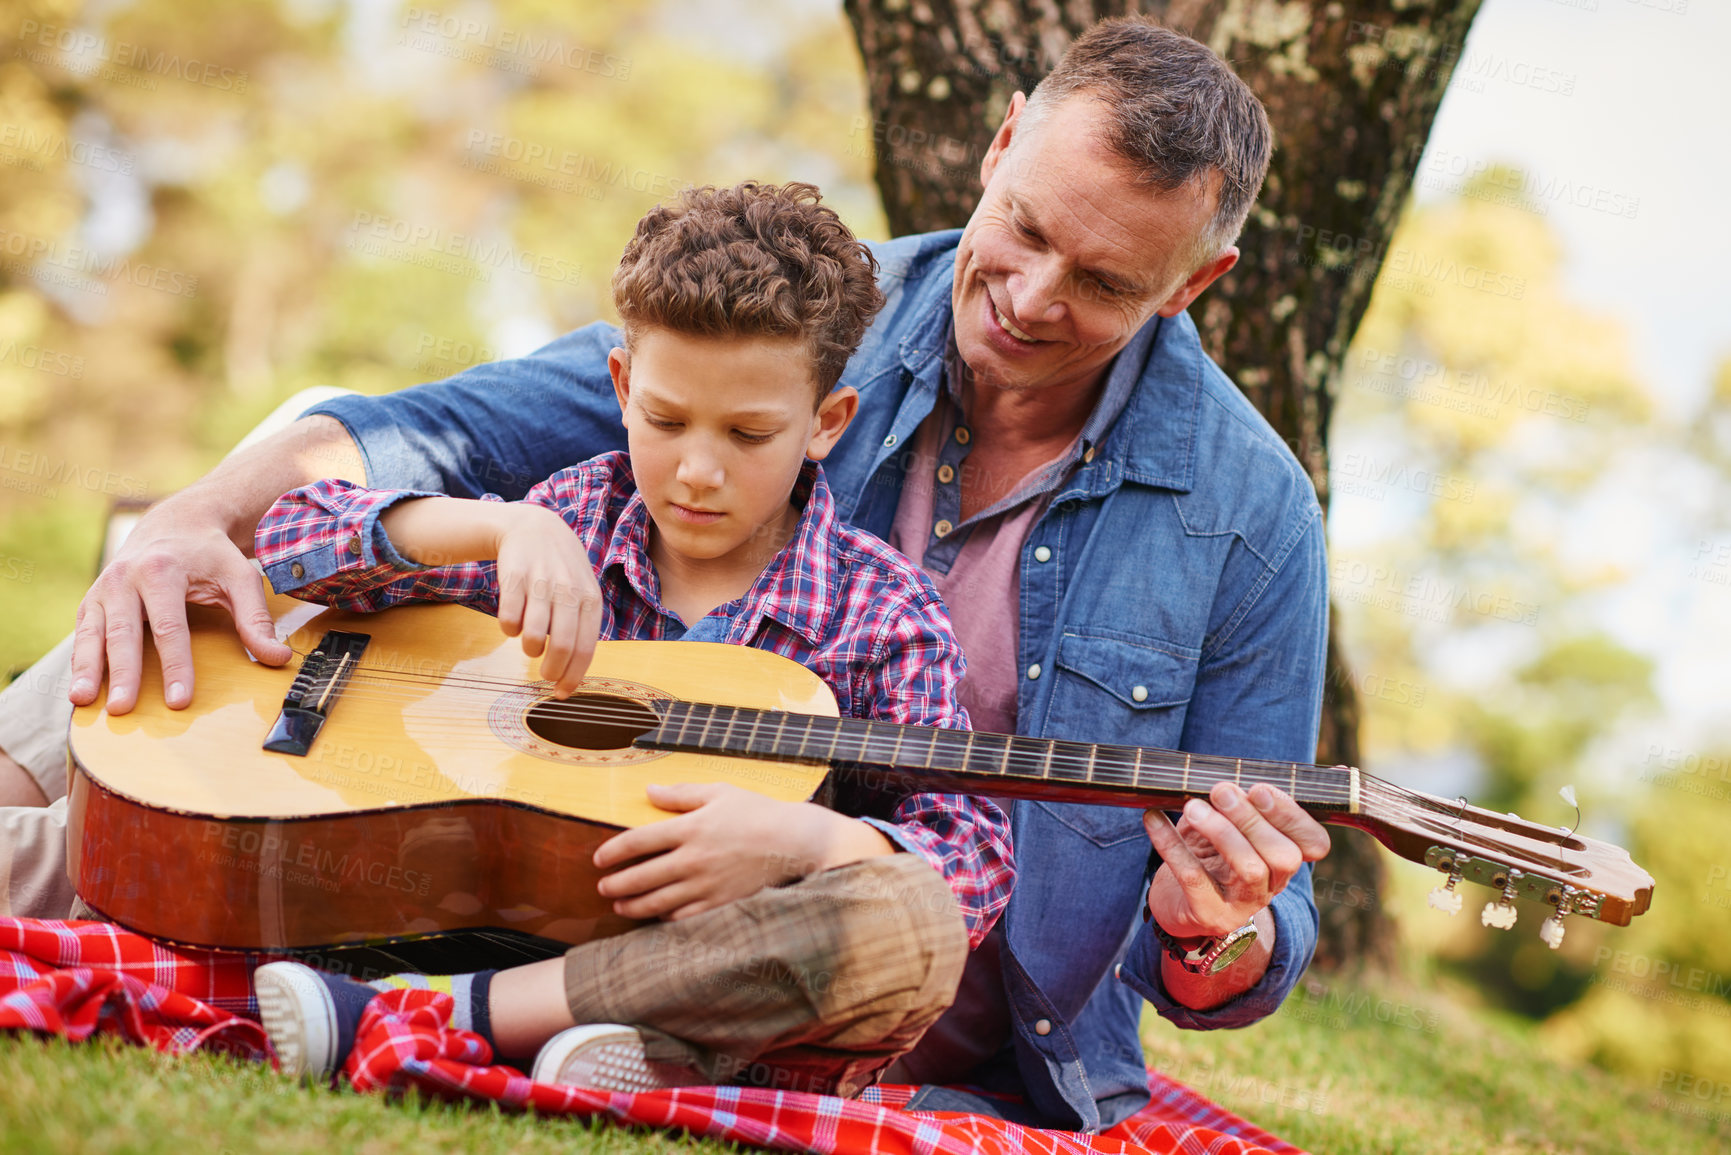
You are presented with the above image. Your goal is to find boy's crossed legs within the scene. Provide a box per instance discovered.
[260,851,967,1097]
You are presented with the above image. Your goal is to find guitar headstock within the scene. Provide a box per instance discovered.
[1345,783,1654,949]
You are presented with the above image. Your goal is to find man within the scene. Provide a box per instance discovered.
[1,19,1330,1132]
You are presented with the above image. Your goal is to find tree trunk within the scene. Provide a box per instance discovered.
[844,0,1485,973]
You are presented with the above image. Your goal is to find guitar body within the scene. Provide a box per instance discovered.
[67,596,835,953]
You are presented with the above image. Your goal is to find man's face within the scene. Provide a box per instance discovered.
[609,330,854,573]
[952,94,1233,398]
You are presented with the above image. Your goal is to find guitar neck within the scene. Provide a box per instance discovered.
[639,702,1361,817]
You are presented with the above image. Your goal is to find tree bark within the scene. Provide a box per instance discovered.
[844,0,1485,972]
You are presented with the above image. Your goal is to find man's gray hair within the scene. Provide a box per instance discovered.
[1018,18,1272,268]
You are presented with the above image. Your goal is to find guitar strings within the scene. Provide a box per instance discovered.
[316,694,1361,805]
[281,649,1497,805]
[317,665,1385,802]
[289,655,1584,838]
[274,663,1596,867]
[282,664,1464,814]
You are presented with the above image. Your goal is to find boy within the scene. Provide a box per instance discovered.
[248,182,1013,1098]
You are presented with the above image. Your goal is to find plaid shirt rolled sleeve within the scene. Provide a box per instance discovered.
[255,476,596,614]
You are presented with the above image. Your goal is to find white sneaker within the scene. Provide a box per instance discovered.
[529,1024,708,1092]
[254,961,339,1080]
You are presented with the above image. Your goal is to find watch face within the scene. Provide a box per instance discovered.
[1203,925,1259,974]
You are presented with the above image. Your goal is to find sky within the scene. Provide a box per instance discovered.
[1351,0,1731,764]
[1416,0,1729,419]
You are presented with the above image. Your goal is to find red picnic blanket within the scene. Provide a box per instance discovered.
[0,919,1305,1155]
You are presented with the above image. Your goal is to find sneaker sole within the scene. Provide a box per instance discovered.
[255,962,338,1081]
[531,1024,698,1092]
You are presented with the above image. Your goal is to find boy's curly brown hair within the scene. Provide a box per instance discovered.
[611,181,885,398]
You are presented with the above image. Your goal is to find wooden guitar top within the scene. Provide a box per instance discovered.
[69,593,835,828]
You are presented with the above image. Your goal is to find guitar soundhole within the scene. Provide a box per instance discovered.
[524,692,659,751]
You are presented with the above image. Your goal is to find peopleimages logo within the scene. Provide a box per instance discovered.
[1334,452,1477,504]
[0,124,133,173]
[1330,558,1540,627]
[1423,151,1641,221]
[16,20,249,92]
[398,8,631,80]
[345,212,583,285]
[0,226,199,299]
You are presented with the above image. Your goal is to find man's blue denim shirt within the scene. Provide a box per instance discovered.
[303,230,1329,1133]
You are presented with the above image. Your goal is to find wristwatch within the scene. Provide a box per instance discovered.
[1150,915,1260,975]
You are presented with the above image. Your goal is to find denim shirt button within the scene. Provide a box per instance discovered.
[1033,545,1052,563]
[1132,685,1149,702]
[1114,964,1123,981]
[346,535,363,556]
[1034,1018,1052,1036]
[1027,663,1042,680]
[883,433,899,448]
[290,562,305,580]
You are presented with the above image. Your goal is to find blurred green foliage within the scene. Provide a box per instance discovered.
[1333,170,1731,1085]
[0,0,882,674]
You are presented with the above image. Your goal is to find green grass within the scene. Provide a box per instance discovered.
[1,974,1725,1154]
[1143,973,1731,1155]
[0,1034,738,1155]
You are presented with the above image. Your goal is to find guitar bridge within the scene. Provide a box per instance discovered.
[263,630,371,756]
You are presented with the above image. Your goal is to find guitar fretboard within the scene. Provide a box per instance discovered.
[638,701,1358,814]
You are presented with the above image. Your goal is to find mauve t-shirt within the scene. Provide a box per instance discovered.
[883,323,1156,1085]
[887,395,1050,737]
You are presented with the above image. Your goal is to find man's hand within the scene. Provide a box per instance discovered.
[70,495,293,714]
[67,415,362,715]
[1142,780,1331,940]
[592,783,895,922]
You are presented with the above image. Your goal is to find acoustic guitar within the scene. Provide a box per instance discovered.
[68,593,1653,965]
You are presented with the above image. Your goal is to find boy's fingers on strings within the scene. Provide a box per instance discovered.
[517,590,551,658]
[542,599,581,697]
[568,585,602,684]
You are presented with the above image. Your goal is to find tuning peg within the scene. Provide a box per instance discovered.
[1428,859,1464,915]
[1480,869,1521,930]
[1539,886,1577,950]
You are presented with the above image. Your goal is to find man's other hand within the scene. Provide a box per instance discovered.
[1142,780,1331,940]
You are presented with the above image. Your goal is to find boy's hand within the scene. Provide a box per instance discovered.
[492,505,604,696]
[593,783,895,921]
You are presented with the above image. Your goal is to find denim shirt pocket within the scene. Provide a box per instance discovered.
[1036,630,1199,848]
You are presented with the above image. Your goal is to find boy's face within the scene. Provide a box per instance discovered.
[609,329,857,573]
